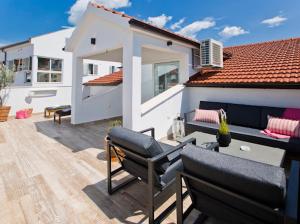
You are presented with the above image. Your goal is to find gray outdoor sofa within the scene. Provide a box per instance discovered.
[177,144,300,224]
[184,101,300,152]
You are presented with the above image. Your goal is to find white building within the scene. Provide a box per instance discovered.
[0,28,120,115]
[66,3,300,139]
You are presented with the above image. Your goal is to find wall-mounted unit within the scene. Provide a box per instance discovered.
[200,39,223,68]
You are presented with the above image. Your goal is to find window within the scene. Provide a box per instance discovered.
[37,57,62,83]
[22,57,32,71]
[154,61,179,96]
[110,66,117,74]
[88,64,98,75]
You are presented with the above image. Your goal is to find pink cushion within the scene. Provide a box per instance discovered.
[264,116,300,138]
[283,108,300,120]
[260,129,291,139]
[16,110,30,119]
[193,109,220,124]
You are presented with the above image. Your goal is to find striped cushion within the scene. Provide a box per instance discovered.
[266,116,300,138]
[193,109,220,124]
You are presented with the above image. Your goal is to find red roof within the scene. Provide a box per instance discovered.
[84,70,123,86]
[187,37,300,87]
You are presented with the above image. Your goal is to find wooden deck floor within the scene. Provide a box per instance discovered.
[0,115,221,224]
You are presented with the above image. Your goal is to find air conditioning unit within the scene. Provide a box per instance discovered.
[200,39,223,68]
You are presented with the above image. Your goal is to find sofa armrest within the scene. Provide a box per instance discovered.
[139,127,155,138]
[184,110,195,122]
[149,138,196,163]
[285,161,300,224]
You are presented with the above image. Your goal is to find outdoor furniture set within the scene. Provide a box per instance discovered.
[106,125,300,223]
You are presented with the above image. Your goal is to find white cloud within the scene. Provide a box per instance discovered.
[219,26,249,38]
[170,18,185,30]
[68,0,132,25]
[177,17,216,39]
[146,14,172,28]
[261,15,287,27]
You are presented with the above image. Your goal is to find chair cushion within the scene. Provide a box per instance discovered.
[193,109,220,124]
[261,107,285,129]
[283,108,300,120]
[227,104,261,129]
[181,144,286,208]
[109,127,163,158]
[108,127,170,174]
[266,116,300,138]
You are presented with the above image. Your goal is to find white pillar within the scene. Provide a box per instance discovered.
[31,55,38,86]
[71,56,84,124]
[122,36,142,131]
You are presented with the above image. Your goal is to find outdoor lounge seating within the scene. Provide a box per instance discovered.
[107,127,196,224]
[177,144,300,224]
[54,108,72,124]
[184,101,300,152]
[44,105,71,118]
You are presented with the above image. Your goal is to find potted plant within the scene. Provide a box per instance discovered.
[216,118,231,147]
[0,64,14,122]
[104,119,124,162]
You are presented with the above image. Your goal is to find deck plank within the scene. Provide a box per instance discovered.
[0,115,219,224]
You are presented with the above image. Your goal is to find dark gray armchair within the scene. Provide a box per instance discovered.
[107,127,195,224]
[177,144,299,224]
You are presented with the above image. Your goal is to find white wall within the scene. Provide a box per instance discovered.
[186,87,300,111]
[5,44,33,61]
[31,28,74,87]
[73,84,122,124]
[0,51,4,62]
[1,86,72,115]
[140,85,188,139]
[4,44,34,86]
[141,64,154,103]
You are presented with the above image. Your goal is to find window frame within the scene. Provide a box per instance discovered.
[37,57,63,83]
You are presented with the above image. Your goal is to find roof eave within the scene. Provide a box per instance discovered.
[0,40,31,51]
[129,19,200,48]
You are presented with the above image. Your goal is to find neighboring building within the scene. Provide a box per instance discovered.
[66,3,300,139]
[0,28,120,115]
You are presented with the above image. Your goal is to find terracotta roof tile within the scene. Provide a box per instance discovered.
[84,70,123,86]
[187,37,300,87]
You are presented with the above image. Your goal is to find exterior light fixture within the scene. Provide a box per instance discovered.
[167,40,173,46]
[91,38,96,45]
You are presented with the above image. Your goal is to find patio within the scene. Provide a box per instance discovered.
[0,115,222,224]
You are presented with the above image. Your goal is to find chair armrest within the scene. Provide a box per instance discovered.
[140,127,155,138]
[285,160,300,224]
[184,110,195,122]
[149,138,196,163]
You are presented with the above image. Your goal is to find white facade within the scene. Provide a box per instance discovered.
[66,3,300,139]
[1,28,120,115]
[65,3,197,131]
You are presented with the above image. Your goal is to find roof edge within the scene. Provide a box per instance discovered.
[129,19,200,48]
[0,40,31,51]
[225,36,300,49]
[185,82,300,89]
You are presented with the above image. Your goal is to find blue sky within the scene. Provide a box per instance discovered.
[0,0,299,47]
